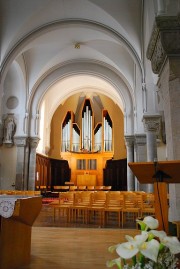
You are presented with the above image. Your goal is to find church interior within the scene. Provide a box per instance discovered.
[0,1,180,268]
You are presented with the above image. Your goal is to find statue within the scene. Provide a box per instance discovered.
[3,116,16,143]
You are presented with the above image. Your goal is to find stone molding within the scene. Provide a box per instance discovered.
[14,136,28,147]
[143,115,161,134]
[134,134,146,145]
[147,16,180,74]
[124,135,134,147]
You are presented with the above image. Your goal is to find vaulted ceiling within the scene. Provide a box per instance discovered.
[1,0,157,143]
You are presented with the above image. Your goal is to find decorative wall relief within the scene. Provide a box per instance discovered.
[147,16,180,75]
[3,114,16,146]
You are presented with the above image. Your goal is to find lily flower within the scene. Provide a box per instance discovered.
[108,244,121,253]
[125,231,149,247]
[116,242,139,259]
[143,216,159,230]
[106,216,180,269]
[161,236,180,254]
[149,230,167,240]
[139,239,160,262]
[106,258,122,269]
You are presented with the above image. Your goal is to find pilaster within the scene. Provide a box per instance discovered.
[134,134,147,191]
[14,136,28,190]
[143,115,161,192]
[28,137,40,190]
[124,135,134,191]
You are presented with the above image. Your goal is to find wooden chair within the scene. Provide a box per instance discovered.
[69,186,78,191]
[14,190,26,195]
[103,186,112,191]
[53,186,69,192]
[1,190,15,195]
[94,186,104,191]
[24,190,36,196]
[77,185,87,191]
[104,192,123,227]
[122,192,140,228]
[87,191,106,226]
[69,191,91,223]
[34,190,41,195]
[140,193,155,217]
[53,192,74,222]
[48,192,61,207]
[87,186,95,191]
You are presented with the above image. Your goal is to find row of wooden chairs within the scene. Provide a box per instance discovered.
[0,190,41,196]
[53,185,112,192]
[49,191,155,228]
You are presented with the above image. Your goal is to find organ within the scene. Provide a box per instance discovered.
[61,98,113,185]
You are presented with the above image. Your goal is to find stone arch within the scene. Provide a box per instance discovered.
[27,61,135,142]
[1,19,144,85]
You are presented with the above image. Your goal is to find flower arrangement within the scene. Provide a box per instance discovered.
[106,216,180,269]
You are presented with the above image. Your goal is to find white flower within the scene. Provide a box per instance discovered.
[149,229,167,240]
[106,257,121,268]
[125,231,149,247]
[139,239,160,262]
[143,216,159,230]
[161,236,180,254]
[116,242,139,259]
[107,217,180,269]
[108,244,120,253]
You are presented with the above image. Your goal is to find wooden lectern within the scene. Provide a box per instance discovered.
[0,196,42,269]
[128,160,180,234]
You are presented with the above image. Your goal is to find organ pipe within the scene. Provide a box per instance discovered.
[62,99,113,153]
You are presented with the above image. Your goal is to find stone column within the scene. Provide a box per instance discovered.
[147,15,180,221]
[124,135,134,191]
[14,136,28,190]
[134,134,147,191]
[143,115,161,192]
[28,137,40,190]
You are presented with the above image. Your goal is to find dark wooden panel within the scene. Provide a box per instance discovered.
[103,158,127,190]
[50,158,71,187]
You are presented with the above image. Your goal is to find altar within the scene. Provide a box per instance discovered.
[0,195,42,269]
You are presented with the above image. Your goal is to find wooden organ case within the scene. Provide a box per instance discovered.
[61,98,114,185]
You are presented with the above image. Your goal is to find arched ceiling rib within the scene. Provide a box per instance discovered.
[29,62,134,132]
[1,19,144,87]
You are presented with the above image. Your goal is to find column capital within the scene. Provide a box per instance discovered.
[134,134,146,145]
[124,135,134,147]
[147,15,180,75]
[14,136,28,147]
[143,115,161,134]
[28,137,40,149]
